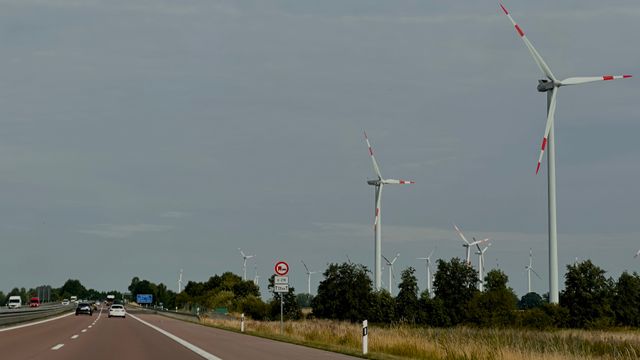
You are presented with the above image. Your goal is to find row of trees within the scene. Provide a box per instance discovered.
[1,279,122,305]
[311,258,640,329]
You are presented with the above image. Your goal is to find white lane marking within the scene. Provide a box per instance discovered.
[51,344,64,350]
[129,314,222,360]
[81,329,87,332]
[88,325,92,328]
[71,335,79,339]
[0,312,75,333]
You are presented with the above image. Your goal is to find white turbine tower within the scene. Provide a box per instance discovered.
[417,249,435,298]
[177,269,183,293]
[253,263,260,286]
[525,248,542,294]
[499,2,632,304]
[454,224,489,266]
[301,260,317,295]
[382,253,400,295]
[238,248,254,281]
[634,249,640,259]
[364,132,414,291]
[476,243,491,292]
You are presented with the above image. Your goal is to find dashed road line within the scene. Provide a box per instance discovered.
[129,314,223,360]
[81,329,87,333]
[51,344,64,350]
[71,335,79,339]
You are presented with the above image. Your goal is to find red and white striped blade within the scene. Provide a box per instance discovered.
[536,87,558,174]
[374,185,382,230]
[561,75,632,86]
[454,224,470,245]
[383,179,415,185]
[364,131,383,179]
[500,2,557,82]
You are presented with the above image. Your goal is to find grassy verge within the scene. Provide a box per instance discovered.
[199,315,640,360]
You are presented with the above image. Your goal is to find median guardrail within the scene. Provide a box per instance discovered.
[0,304,75,327]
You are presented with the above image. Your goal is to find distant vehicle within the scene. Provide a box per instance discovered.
[95,301,101,306]
[108,304,126,318]
[61,299,70,305]
[70,296,78,303]
[7,296,22,309]
[75,302,92,316]
[105,294,116,306]
[29,297,40,307]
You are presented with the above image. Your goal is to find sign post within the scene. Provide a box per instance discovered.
[241,313,245,332]
[274,261,289,335]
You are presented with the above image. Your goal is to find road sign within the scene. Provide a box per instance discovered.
[275,261,289,276]
[274,276,288,285]
[136,294,153,304]
[274,284,289,293]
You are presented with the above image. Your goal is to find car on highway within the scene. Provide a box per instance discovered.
[108,304,126,318]
[75,302,93,316]
[61,299,70,305]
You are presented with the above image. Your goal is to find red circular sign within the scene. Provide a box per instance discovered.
[274,261,289,276]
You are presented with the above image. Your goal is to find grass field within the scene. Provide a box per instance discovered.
[200,315,640,359]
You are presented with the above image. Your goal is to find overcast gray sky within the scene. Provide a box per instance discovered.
[1,0,638,298]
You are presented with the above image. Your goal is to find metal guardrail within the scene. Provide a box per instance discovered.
[126,304,202,323]
[0,304,75,327]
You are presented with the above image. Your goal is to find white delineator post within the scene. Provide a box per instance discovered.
[362,320,368,355]
[241,313,245,332]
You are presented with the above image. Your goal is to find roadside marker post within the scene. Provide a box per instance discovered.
[362,320,368,355]
[241,313,245,333]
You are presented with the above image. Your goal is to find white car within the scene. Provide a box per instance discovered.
[108,304,126,318]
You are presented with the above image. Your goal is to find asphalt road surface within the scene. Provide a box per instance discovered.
[0,306,360,360]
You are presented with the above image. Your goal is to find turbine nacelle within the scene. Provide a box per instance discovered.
[367,179,382,186]
[537,79,555,92]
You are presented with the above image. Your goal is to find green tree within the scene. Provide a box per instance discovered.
[311,262,373,322]
[560,260,614,328]
[432,258,479,325]
[296,293,314,308]
[60,280,87,299]
[613,271,640,326]
[467,269,517,327]
[395,267,420,323]
[518,292,544,310]
[370,290,396,323]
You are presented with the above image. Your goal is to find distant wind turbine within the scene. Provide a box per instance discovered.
[417,249,435,298]
[476,243,491,292]
[364,132,414,290]
[177,269,183,293]
[525,248,542,294]
[301,260,317,295]
[238,248,255,281]
[382,253,400,296]
[454,224,489,266]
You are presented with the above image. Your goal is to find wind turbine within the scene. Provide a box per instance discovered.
[238,248,255,281]
[177,269,183,293]
[525,248,542,294]
[417,249,435,298]
[364,132,414,291]
[476,243,491,292]
[382,253,400,295]
[499,2,631,303]
[634,249,640,259]
[301,260,317,295]
[454,224,489,266]
[253,263,260,286]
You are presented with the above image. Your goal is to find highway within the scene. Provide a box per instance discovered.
[0,306,359,360]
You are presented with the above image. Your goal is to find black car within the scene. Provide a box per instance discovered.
[75,302,92,316]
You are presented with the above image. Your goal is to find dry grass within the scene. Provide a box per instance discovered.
[200,315,640,360]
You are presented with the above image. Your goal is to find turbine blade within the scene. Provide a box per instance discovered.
[561,75,632,86]
[382,255,391,265]
[383,179,415,185]
[499,2,556,81]
[454,224,470,245]
[536,87,558,174]
[530,267,543,280]
[374,185,382,230]
[364,131,383,179]
[301,260,310,273]
[427,249,435,259]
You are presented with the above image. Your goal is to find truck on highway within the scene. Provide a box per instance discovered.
[29,297,40,307]
[70,296,78,303]
[7,296,22,309]
[105,294,116,306]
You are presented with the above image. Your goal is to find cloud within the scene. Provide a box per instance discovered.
[161,211,190,219]
[77,223,173,239]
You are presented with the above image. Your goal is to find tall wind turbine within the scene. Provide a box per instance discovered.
[499,2,631,303]
[382,253,400,295]
[417,249,435,298]
[253,263,260,286]
[238,248,255,281]
[454,224,489,266]
[177,269,183,293]
[301,260,317,295]
[476,243,491,292]
[364,132,414,290]
[525,248,542,294]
